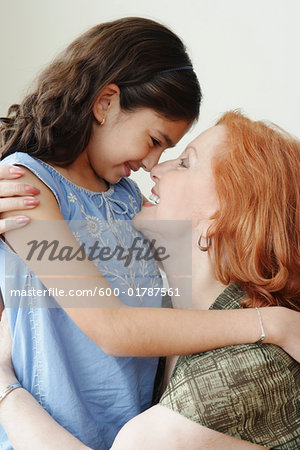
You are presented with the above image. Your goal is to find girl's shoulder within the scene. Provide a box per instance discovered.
[1,152,67,212]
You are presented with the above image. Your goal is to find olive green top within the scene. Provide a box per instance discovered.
[160,284,300,449]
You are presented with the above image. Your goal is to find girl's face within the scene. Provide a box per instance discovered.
[87,97,189,184]
[135,125,227,224]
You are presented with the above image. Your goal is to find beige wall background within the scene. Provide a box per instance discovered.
[1,0,299,195]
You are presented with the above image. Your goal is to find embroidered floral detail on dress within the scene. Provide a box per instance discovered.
[127,194,139,218]
[68,193,77,203]
[109,197,128,215]
[86,215,103,238]
[73,231,81,241]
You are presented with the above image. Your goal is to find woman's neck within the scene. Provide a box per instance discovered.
[191,248,225,309]
[162,234,225,310]
[50,150,108,192]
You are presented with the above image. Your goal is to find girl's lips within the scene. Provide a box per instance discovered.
[123,163,131,177]
[143,202,155,207]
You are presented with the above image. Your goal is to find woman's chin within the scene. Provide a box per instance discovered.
[133,214,154,234]
[133,205,156,226]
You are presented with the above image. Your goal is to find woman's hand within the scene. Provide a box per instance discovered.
[0,310,18,390]
[0,165,40,233]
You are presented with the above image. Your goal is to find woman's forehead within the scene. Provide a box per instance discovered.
[187,125,227,155]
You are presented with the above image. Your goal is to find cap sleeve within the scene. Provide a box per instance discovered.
[160,344,300,448]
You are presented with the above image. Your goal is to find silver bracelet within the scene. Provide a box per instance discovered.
[254,307,265,344]
[0,382,22,404]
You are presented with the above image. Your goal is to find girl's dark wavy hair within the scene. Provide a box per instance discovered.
[0,17,201,166]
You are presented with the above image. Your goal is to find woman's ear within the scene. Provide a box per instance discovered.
[92,84,120,123]
[194,219,213,240]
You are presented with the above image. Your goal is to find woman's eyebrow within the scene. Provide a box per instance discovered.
[185,145,196,153]
[186,145,198,159]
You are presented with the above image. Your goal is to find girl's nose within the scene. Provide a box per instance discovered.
[141,149,163,172]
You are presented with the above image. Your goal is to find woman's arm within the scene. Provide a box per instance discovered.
[0,311,266,450]
[1,168,300,360]
[111,405,268,449]
[0,311,90,450]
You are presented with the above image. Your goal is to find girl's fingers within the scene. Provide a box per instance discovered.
[0,216,30,234]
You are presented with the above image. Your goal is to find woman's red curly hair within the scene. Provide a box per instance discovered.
[210,111,300,311]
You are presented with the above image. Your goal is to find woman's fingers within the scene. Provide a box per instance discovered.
[0,165,25,180]
[0,165,40,197]
[0,196,40,212]
[0,166,38,233]
[0,165,26,179]
[0,216,30,234]
[0,181,40,198]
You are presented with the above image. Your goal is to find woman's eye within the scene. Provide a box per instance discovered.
[178,158,189,168]
[151,137,161,147]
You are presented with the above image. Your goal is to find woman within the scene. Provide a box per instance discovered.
[113,110,300,448]
[0,111,299,449]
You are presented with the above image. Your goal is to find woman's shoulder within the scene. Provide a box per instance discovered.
[179,341,299,384]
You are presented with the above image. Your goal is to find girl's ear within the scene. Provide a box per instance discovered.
[92,84,120,123]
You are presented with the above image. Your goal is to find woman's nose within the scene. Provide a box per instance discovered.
[150,159,171,182]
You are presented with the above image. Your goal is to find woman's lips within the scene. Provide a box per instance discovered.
[143,202,155,207]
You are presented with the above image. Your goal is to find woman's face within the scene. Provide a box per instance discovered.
[136,125,227,224]
[87,94,190,184]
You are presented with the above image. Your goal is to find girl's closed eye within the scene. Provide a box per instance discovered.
[151,137,162,147]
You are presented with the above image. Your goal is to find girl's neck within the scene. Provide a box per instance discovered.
[50,150,109,192]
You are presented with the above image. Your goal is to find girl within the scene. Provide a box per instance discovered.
[0,16,200,449]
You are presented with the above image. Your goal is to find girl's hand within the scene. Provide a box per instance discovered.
[264,307,300,363]
[0,310,18,389]
[0,165,40,233]
[278,308,300,363]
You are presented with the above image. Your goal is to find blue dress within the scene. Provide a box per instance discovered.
[0,153,162,450]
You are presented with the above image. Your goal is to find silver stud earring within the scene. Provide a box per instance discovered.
[197,234,211,252]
